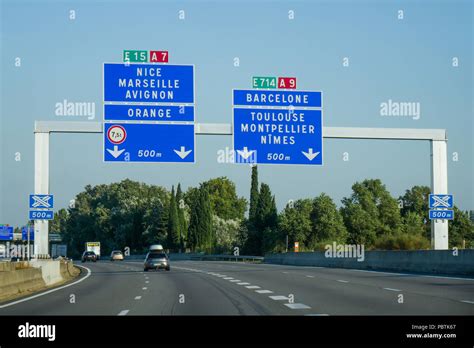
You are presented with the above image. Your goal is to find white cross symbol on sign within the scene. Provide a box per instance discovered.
[432,195,451,208]
[32,195,52,208]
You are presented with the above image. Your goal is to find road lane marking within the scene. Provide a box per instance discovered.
[135,296,142,300]
[224,277,234,280]
[237,282,250,285]
[306,275,315,278]
[0,265,92,309]
[269,296,290,301]
[285,303,311,309]
[282,272,289,274]
[305,313,329,316]
[142,287,147,290]
[229,280,241,282]
[337,280,349,283]
[255,290,273,294]
[349,268,474,281]
[383,288,402,292]
[145,281,149,284]
[118,310,129,316]
[460,300,474,304]
[245,285,260,289]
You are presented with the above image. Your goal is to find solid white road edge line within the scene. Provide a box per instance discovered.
[0,264,92,309]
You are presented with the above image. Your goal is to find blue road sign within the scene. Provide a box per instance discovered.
[104,104,194,122]
[22,226,34,241]
[429,209,454,220]
[429,194,453,209]
[29,210,54,220]
[104,123,194,163]
[233,108,322,165]
[233,89,322,108]
[0,226,14,241]
[104,63,194,104]
[29,194,54,209]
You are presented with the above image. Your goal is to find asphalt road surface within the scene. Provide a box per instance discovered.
[1,260,473,315]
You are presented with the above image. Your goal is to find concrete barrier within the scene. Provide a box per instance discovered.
[0,266,46,300]
[264,250,474,276]
[0,259,80,302]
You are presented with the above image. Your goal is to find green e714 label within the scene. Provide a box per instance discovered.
[252,76,277,89]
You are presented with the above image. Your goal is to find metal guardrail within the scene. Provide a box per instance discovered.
[189,254,264,262]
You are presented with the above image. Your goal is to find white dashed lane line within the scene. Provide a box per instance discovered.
[269,296,290,301]
[118,310,129,316]
[245,285,260,289]
[461,300,474,304]
[224,277,234,280]
[145,281,149,284]
[383,288,402,292]
[135,296,142,300]
[306,275,315,278]
[237,282,250,285]
[255,290,273,294]
[305,313,329,316]
[229,279,241,282]
[337,280,349,283]
[142,287,147,290]
[284,303,311,309]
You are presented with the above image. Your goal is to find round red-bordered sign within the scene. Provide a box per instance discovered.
[107,125,127,145]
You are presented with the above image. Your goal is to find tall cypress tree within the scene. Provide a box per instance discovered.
[167,186,179,250]
[249,165,259,224]
[255,183,275,255]
[199,187,213,252]
[176,183,187,249]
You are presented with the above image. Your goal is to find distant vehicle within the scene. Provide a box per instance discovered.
[144,251,170,271]
[110,250,124,261]
[86,242,101,260]
[81,251,97,262]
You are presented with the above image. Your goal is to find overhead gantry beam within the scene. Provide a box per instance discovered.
[33,121,448,257]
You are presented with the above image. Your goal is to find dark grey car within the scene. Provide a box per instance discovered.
[144,252,170,271]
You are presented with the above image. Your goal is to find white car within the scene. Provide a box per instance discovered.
[110,250,124,261]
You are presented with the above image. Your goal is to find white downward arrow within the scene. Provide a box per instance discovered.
[302,148,320,161]
[237,147,255,160]
[174,146,192,159]
[107,145,125,158]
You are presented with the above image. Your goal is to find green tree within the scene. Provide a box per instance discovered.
[341,179,402,247]
[167,186,180,250]
[212,215,241,254]
[399,185,431,240]
[187,186,213,252]
[249,165,259,224]
[176,183,187,249]
[278,199,313,251]
[50,208,69,233]
[309,193,348,249]
[201,177,247,220]
[449,207,474,248]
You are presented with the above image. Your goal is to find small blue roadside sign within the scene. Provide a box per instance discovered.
[29,194,54,209]
[429,209,454,220]
[104,63,194,104]
[0,226,14,241]
[104,123,195,163]
[104,104,194,122]
[22,226,34,241]
[429,194,453,209]
[29,210,54,220]
[233,108,322,165]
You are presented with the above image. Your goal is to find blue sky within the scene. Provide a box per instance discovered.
[1,0,472,227]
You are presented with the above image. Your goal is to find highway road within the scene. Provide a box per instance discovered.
[0,260,473,315]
